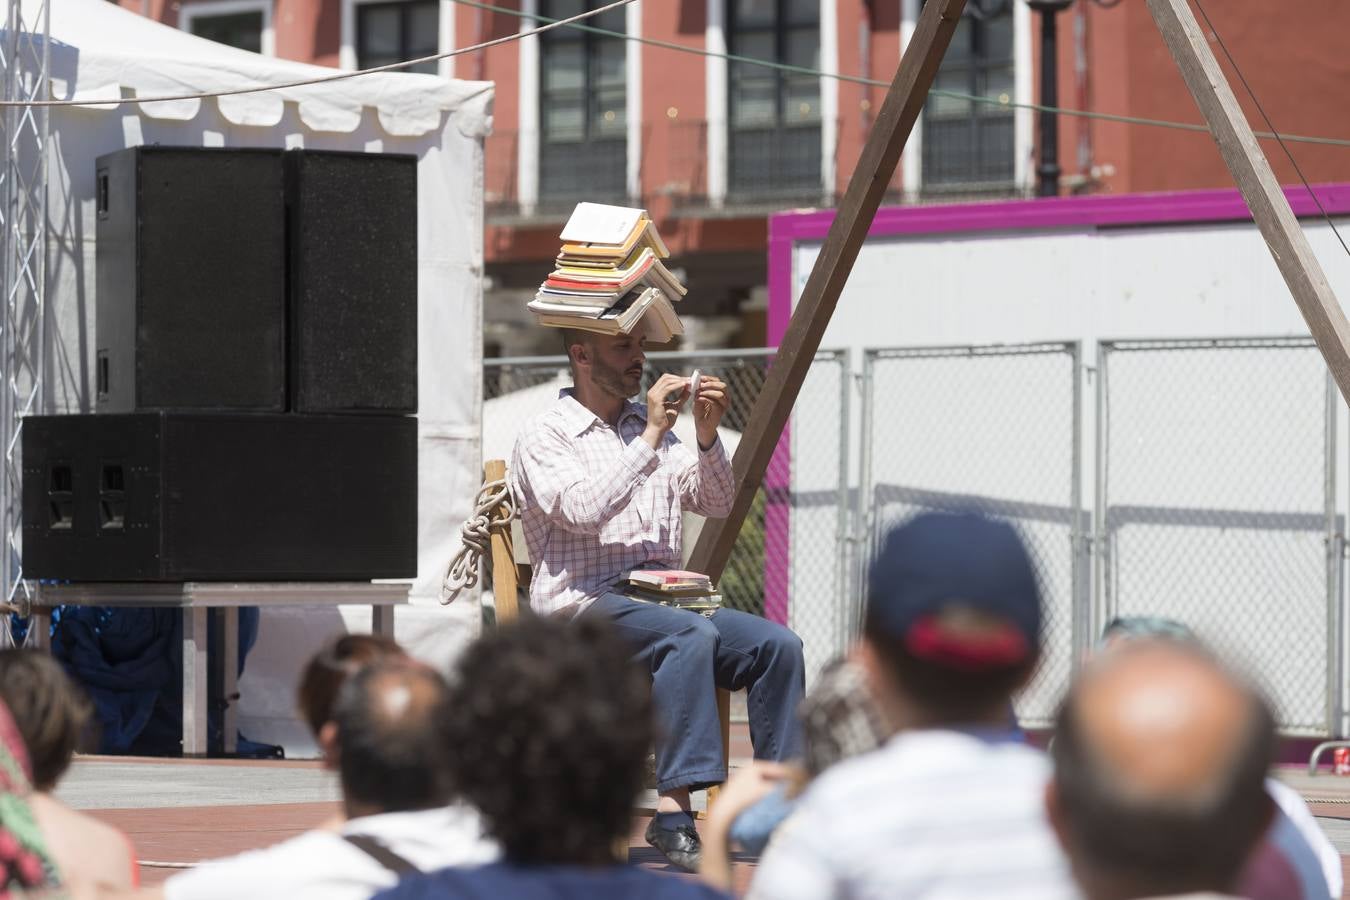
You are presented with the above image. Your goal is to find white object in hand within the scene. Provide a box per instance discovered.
[689,370,701,410]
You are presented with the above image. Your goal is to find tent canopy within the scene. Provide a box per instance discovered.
[39,0,488,137]
[21,0,493,755]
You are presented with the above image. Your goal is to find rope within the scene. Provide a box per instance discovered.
[1190,0,1350,262]
[441,477,516,605]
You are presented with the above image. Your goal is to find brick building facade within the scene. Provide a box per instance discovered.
[122,0,1350,353]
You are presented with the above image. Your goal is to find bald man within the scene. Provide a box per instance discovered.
[1047,641,1278,900]
[162,661,498,900]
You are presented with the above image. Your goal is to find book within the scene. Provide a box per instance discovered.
[530,288,684,344]
[559,202,646,246]
[526,201,685,341]
[623,588,723,612]
[627,569,713,588]
[559,217,670,260]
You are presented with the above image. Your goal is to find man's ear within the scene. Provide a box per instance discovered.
[568,339,589,369]
[318,720,340,771]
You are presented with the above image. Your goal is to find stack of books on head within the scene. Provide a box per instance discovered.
[528,203,688,343]
[622,569,721,614]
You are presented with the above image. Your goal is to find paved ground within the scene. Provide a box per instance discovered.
[55,729,1350,896]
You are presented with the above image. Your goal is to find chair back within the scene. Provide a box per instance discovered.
[484,459,531,622]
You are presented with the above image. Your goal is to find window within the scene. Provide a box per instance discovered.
[921,0,1016,191]
[538,0,628,208]
[356,0,439,76]
[727,0,821,202]
[180,1,270,54]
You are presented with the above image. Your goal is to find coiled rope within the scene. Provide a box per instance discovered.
[441,477,515,604]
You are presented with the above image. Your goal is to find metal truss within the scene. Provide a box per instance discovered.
[1,0,50,639]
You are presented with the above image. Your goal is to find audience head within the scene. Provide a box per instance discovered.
[324,660,456,817]
[1048,640,1276,899]
[861,511,1041,727]
[0,649,93,792]
[1098,616,1197,651]
[798,658,888,778]
[444,616,652,866]
[297,633,407,739]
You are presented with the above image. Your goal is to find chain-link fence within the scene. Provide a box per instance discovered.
[1097,338,1338,736]
[858,343,1083,727]
[483,348,851,681]
[484,336,1346,736]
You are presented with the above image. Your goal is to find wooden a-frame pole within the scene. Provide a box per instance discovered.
[688,0,968,582]
[1147,0,1350,400]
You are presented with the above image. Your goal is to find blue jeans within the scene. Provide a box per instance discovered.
[585,593,806,793]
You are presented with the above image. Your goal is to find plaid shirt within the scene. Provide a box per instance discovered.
[509,389,735,617]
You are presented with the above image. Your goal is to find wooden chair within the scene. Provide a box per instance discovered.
[482,460,730,816]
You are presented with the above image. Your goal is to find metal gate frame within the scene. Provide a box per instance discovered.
[1095,337,1340,736]
[855,341,1084,723]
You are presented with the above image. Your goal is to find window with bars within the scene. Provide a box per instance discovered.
[538,0,628,208]
[727,0,822,203]
[356,0,439,76]
[921,0,1016,192]
[187,9,264,53]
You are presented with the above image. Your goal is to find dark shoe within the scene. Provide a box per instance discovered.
[644,818,703,872]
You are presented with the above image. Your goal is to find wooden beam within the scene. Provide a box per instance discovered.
[1147,0,1350,400]
[688,0,968,581]
[483,459,520,624]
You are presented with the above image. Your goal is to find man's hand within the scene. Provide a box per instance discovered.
[693,375,730,451]
[642,373,689,450]
[699,761,797,890]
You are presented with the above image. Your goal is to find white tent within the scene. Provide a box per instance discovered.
[26,0,492,754]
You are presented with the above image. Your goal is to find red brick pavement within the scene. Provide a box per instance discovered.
[97,806,760,889]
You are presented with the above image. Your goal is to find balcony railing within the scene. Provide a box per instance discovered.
[486,130,639,220]
[485,118,1022,222]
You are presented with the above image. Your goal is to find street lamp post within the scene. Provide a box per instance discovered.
[1026,0,1074,197]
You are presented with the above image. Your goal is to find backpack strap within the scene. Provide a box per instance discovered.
[343,834,420,876]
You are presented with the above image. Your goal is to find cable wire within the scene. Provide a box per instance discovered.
[1190,0,1350,260]
[8,0,1350,155]
[448,0,1350,151]
[0,0,637,108]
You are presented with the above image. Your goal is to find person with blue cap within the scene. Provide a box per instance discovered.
[732,511,1077,899]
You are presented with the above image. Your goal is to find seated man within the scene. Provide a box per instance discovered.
[158,660,497,900]
[509,328,806,871]
[374,616,729,900]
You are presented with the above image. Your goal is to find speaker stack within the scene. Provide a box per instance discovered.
[22,146,419,581]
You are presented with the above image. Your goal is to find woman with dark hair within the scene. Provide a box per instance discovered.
[0,648,128,890]
[374,616,729,900]
[0,685,61,895]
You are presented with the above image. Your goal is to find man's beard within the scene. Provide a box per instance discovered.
[592,357,642,398]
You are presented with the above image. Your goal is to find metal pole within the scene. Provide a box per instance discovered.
[1326,372,1343,736]
[1027,0,1072,198]
[1067,341,1084,671]
[854,351,877,636]
[1092,341,1110,639]
[832,350,852,651]
[1,0,50,636]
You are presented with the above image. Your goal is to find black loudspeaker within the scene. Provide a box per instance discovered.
[287,150,418,414]
[95,147,287,413]
[22,413,417,581]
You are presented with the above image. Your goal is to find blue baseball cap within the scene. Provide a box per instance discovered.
[867,511,1042,670]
